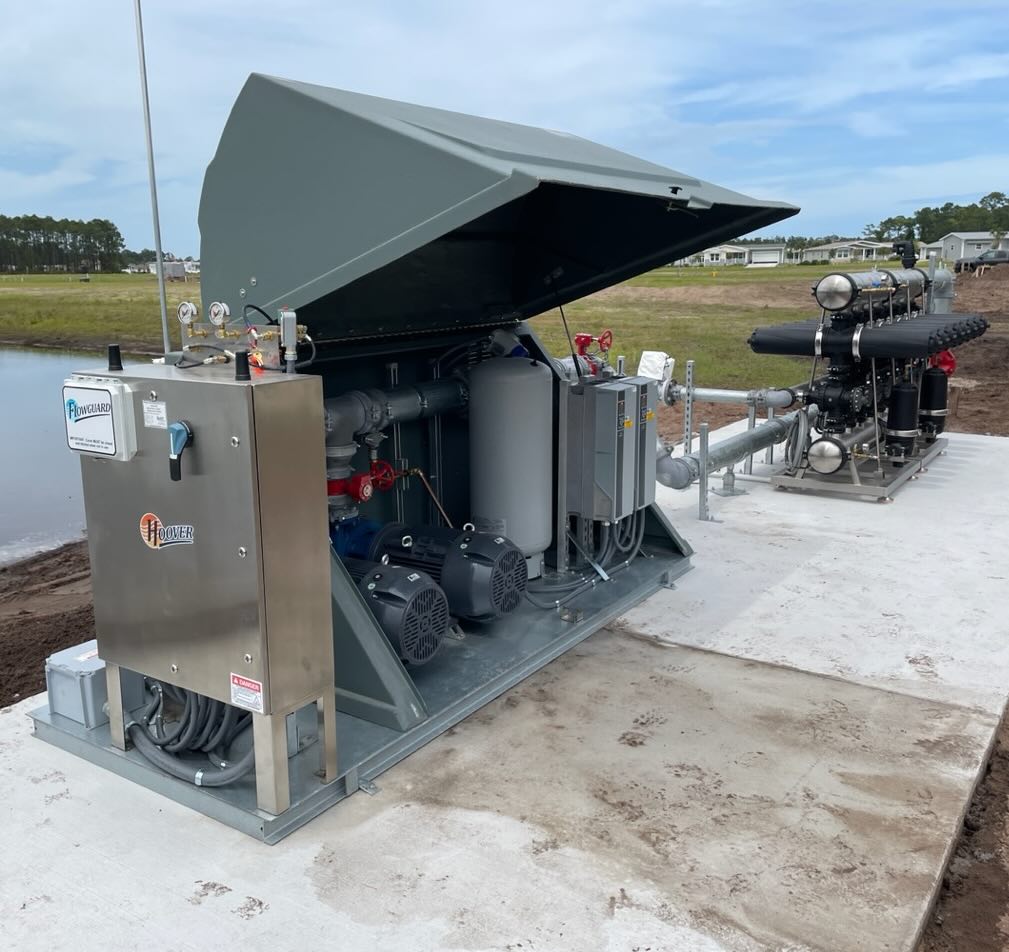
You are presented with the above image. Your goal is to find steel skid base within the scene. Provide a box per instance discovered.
[771,437,947,501]
[31,546,689,844]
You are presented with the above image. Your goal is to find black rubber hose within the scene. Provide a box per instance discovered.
[127,720,256,786]
[151,690,191,747]
[165,692,203,753]
[202,704,237,753]
[194,699,224,750]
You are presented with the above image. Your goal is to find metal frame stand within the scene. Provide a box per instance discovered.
[105,661,338,816]
[772,438,947,502]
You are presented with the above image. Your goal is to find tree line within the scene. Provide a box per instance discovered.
[862,192,1008,244]
[0,214,176,273]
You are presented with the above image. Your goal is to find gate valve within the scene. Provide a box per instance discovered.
[370,459,398,492]
[574,329,614,356]
[327,472,374,502]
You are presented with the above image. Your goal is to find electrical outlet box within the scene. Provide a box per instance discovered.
[63,375,138,462]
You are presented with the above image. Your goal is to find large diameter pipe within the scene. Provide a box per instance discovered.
[656,407,816,490]
[325,377,467,445]
[669,385,796,409]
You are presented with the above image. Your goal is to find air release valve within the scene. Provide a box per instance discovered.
[168,421,194,482]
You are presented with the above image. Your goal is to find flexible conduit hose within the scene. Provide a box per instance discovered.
[125,681,256,787]
[523,509,648,609]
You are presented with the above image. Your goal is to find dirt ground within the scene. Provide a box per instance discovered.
[0,541,92,707]
[2,268,1009,950]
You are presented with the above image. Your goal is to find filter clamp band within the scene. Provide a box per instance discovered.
[851,324,865,359]
[814,327,823,357]
[884,426,918,438]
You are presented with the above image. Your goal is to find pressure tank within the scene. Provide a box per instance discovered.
[468,357,553,577]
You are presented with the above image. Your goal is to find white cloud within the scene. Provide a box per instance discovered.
[0,0,1006,252]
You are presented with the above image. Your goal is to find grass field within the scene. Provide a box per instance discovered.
[0,267,838,386]
[0,272,194,354]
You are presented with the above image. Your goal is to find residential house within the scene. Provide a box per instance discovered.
[923,232,1009,262]
[675,242,788,267]
[799,240,894,263]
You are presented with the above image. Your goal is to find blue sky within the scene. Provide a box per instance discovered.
[1,0,1006,256]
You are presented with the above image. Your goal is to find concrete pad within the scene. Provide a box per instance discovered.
[4,428,1008,951]
[0,630,996,952]
[628,430,1009,714]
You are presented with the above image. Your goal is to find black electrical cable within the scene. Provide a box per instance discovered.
[127,680,257,787]
[174,343,230,370]
[243,303,278,325]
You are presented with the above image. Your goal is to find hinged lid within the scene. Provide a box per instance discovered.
[199,75,798,343]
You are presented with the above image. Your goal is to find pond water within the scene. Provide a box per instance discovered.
[0,346,96,563]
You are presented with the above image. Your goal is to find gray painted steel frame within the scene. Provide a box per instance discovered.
[33,529,689,843]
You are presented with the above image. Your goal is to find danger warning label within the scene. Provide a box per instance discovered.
[230,673,264,713]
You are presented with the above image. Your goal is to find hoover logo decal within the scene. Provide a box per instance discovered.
[65,396,111,424]
[139,512,195,549]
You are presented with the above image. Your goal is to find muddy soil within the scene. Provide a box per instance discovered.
[0,542,92,707]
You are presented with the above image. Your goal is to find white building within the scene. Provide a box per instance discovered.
[676,242,788,267]
[922,232,1009,262]
[799,240,893,263]
[146,260,187,280]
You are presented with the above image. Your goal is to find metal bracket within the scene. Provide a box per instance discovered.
[711,465,748,497]
[683,359,695,453]
[697,422,714,521]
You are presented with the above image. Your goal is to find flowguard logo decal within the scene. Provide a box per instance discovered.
[65,397,111,424]
[139,512,195,549]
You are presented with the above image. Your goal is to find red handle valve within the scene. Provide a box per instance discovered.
[597,329,613,352]
[327,472,374,502]
[370,459,398,491]
[573,332,593,356]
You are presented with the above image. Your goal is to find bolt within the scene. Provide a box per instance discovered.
[243,653,253,664]
[149,390,158,400]
[238,547,247,558]
[239,288,246,298]
[170,663,178,674]
[230,436,240,447]
[250,276,257,286]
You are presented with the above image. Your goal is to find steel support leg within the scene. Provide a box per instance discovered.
[105,662,127,751]
[744,404,757,474]
[684,359,695,453]
[319,692,338,784]
[253,712,291,815]
[698,423,711,521]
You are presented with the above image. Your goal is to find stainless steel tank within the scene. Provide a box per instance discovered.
[468,357,553,577]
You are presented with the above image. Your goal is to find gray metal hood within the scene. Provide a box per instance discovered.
[199,74,798,343]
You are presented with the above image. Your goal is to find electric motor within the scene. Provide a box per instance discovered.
[342,558,449,665]
[365,524,527,622]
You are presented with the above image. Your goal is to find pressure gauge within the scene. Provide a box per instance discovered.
[208,301,230,326]
[177,301,198,325]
